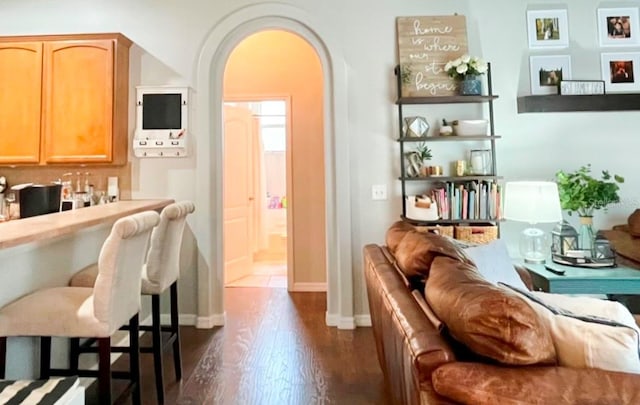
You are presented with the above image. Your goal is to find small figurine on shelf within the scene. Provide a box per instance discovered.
[439,119,453,136]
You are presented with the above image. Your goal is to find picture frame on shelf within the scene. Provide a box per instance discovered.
[600,52,640,93]
[597,8,640,47]
[526,9,570,49]
[559,80,605,95]
[529,55,572,95]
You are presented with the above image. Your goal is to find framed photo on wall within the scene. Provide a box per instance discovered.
[600,52,640,93]
[597,8,639,47]
[529,55,572,95]
[527,9,569,48]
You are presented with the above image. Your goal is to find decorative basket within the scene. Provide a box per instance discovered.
[454,225,498,244]
[415,225,454,238]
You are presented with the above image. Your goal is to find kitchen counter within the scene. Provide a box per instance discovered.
[0,199,173,250]
[0,198,174,379]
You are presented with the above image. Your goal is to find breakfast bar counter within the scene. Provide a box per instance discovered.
[0,199,173,250]
[0,199,173,379]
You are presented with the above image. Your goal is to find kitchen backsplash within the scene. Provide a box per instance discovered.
[0,163,132,200]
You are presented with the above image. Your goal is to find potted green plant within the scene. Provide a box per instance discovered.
[555,165,624,216]
[404,142,432,177]
[415,142,432,163]
[555,164,624,252]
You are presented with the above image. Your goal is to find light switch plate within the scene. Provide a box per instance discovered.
[371,184,388,200]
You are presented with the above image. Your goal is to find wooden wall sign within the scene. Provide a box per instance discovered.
[397,15,468,97]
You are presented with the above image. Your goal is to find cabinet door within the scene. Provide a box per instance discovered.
[42,40,114,163]
[0,42,42,164]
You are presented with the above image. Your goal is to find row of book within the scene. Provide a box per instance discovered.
[428,180,502,221]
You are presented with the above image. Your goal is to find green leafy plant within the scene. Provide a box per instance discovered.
[400,64,412,85]
[414,142,432,161]
[555,165,624,216]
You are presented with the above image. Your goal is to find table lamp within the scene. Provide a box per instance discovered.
[504,181,563,264]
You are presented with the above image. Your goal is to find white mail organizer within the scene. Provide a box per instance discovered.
[133,86,189,158]
[133,139,187,158]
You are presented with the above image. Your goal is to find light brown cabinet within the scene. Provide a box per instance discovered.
[0,42,43,164]
[0,33,132,165]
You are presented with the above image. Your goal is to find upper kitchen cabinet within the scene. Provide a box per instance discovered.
[0,33,132,166]
[0,42,43,164]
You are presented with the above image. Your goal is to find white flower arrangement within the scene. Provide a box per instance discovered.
[444,55,488,80]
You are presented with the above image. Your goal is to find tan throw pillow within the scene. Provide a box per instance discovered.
[426,256,557,365]
[393,230,470,278]
[629,209,640,237]
[385,221,415,254]
[505,286,640,374]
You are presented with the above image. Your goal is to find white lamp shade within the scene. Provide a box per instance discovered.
[504,181,562,224]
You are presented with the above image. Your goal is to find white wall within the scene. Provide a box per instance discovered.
[2,0,639,320]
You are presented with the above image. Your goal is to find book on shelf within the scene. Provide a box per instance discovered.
[427,180,501,221]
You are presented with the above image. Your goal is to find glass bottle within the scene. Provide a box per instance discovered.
[578,216,595,257]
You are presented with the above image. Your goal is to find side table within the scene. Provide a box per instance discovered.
[524,262,640,295]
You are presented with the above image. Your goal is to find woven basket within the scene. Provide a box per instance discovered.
[454,225,498,244]
[414,225,454,238]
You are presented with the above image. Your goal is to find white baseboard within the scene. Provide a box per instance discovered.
[327,312,370,329]
[196,313,225,329]
[325,312,355,329]
[159,314,197,326]
[290,282,327,292]
[325,312,338,327]
[354,315,372,327]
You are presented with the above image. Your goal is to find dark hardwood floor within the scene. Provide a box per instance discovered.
[87,287,389,404]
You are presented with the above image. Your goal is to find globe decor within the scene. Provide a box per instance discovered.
[445,55,488,96]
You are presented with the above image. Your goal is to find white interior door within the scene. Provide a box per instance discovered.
[223,104,254,284]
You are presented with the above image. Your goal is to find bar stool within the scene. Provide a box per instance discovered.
[0,210,160,405]
[70,200,194,404]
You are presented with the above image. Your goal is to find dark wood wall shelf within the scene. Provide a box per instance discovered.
[397,95,498,105]
[517,94,640,113]
[400,215,500,226]
[397,135,502,142]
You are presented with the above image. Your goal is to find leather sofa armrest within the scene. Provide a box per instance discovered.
[432,362,640,404]
[364,244,456,405]
[514,264,534,291]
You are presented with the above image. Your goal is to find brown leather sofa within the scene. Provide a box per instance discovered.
[364,222,640,405]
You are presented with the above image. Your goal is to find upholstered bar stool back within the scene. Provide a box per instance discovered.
[94,211,161,333]
[69,200,194,404]
[0,210,160,405]
[142,200,195,295]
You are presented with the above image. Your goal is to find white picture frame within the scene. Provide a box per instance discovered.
[597,8,640,47]
[529,55,572,95]
[600,52,640,93]
[527,9,570,48]
[559,80,605,95]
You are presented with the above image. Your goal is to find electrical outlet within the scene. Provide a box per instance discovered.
[371,184,388,200]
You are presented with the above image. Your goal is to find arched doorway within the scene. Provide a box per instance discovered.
[222,30,326,293]
[194,4,354,328]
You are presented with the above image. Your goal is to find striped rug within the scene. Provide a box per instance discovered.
[0,377,78,405]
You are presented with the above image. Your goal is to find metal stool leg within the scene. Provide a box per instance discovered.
[170,282,183,380]
[39,336,51,379]
[152,294,165,404]
[97,337,111,405]
[129,314,141,405]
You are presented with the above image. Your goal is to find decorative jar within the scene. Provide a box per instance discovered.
[460,75,482,96]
